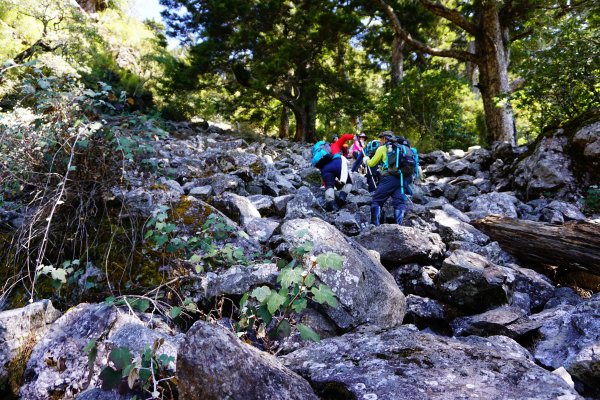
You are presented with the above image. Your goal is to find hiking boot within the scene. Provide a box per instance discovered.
[335,191,348,207]
[370,206,381,226]
[394,208,406,225]
[324,201,336,212]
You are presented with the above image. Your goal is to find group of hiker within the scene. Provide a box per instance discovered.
[311,131,418,226]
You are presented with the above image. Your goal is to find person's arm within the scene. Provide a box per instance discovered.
[367,145,386,168]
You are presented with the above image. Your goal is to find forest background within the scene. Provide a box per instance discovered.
[0,0,598,151]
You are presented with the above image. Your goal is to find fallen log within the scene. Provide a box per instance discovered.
[472,215,600,275]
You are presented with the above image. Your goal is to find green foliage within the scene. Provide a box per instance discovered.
[237,241,343,345]
[372,68,481,152]
[584,185,600,215]
[513,10,600,136]
[93,340,176,399]
[145,209,250,272]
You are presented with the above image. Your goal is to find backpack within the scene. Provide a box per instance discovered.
[311,140,338,168]
[385,137,419,178]
[365,140,380,157]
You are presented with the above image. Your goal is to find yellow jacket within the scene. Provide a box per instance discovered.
[366,145,387,168]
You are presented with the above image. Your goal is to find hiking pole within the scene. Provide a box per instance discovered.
[361,149,377,190]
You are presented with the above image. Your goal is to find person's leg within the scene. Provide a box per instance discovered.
[336,174,353,207]
[370,175,396,226]
[391,175,408,225]
[351,151,363,172]
[321,159,340,211]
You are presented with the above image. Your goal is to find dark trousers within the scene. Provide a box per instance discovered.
[321,157,352,189]
[366,165,380,192]
[371,174,411,210]
[351,151,363,172]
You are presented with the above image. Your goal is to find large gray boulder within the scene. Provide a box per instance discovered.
[0,301,62,386]
[467,192,520,220]
[430,208,489,245]
[282,325,581,400]
[284,186,323,220]
[280,218,406,330]
[533,296,600,392]
[356,225,445,267]
[435,250,515,313]
[177,321,317,400]
[212,192,261,226]
[513,131,576,198]
[573,121,600,162]
[19,303,182,400]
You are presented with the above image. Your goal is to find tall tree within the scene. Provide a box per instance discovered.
[161,0,361,142]
[371,0,564,145]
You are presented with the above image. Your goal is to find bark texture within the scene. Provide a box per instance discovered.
[473,216,600,274]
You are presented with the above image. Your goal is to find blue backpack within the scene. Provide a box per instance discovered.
[311,141,338,168]
[384,137,419,193]
[365,139,381,157]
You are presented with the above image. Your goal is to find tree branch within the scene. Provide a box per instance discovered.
[419,0,478,36]
[372,0,478,64]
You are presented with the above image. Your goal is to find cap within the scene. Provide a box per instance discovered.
[379,130,394,139]
[359,133,367,138]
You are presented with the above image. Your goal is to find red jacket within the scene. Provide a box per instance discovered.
[330,134,354,156]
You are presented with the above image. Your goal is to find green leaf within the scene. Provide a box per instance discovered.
[144,230,154,240]
[297,323,320,343]
[169,307,182,318]
[99,367,122,390]
[275,319,291,338]
[312,284,338,307]
[316,252,344,270]
[277,267,302,288]
[50,268,67,284]
[251,286,272,303]
[109,347,132,370]
[136,299,150,313]
[304,273,316,288]
[291,298,307,313]
[239,292,250,308]
[266,291,286,314]
[257,304,273,325]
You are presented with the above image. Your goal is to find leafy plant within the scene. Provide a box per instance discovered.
[87,339,176,399]
[584,185,600,214]
[236,238,343,344]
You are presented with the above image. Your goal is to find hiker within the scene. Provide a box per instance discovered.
[364,131,416,225]
[364,138,382,192]
[311,140,353,212]
[330,133,354,158]
[351,132,367,173]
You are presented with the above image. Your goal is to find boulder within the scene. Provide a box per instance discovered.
[284,186,323,221]
[404,295,453,334]
[213,192,261,226]
[280,218,406,330]
[282,325,581,400]
[513,131,576,198]
[430,208,489,245]
[332,210,361,236]
[533,297,600,392]
[543,200,586,222]
[435,250,515,313]
[573,121,600,161]
[356,225,445,267]
[198,264,279,299]
[244,218,280,243]
[390,263,438,299]
[510,264,555,311]
[19,303,182,400]
[0,301,62,387]
[177,321,317,400]
[451,306,528,337]
[467,192,520,220]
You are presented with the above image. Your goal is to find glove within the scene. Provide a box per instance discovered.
[363,156,371,164]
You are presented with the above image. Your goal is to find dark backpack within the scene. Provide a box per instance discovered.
[311,140,338,168]
[385,137,418,178]
[365,139,380,157]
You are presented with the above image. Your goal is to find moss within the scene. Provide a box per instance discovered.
[4,334,37,398]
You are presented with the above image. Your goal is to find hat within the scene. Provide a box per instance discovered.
[359,132,367,138]
[379,130,394,139]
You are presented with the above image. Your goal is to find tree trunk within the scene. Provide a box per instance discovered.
[472,216,600,274]
[292,87,317,142]
[475,3,516,146]
[278,104,289,139]
[390,35,405,88]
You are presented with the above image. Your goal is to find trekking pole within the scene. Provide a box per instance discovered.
[362,149,377,190]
